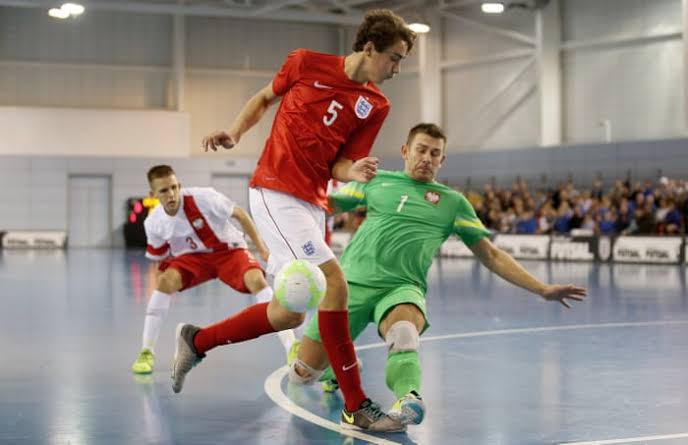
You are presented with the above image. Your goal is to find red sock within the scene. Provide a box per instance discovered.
[318,310,367,412]
[193,302,275,355]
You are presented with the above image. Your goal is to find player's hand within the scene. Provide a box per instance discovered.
[540,284,587,308]
[349,157,379,183]
[203,131,238,152]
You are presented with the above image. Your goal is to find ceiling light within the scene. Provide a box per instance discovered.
[408,23,430,34]
[482,2,505,13]
[48,8,70,19]
[61,3,85,16]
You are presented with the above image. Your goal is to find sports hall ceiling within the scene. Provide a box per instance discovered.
[0,0,500,26]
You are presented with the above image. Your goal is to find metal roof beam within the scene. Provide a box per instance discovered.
[0,0,363,25]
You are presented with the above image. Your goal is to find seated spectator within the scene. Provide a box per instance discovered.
[660,199,682,235]
[633,203,656,234]
[553,202,573,234]
[569,205,585,230]
[500,207,517,233]
[581,213,596,231]
[615,198,633,233]
[537,203,556,234]
[597,209,617,235]
[655,197,671,223]
[629,190,644,214]
[515,210,537,234]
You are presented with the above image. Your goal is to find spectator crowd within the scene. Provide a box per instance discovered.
[466,177,685,236]
[333,177,687,237]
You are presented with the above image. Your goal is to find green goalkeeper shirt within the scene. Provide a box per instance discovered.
[332,170,491,293]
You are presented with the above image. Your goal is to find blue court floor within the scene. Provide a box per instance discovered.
[1,249,687,445]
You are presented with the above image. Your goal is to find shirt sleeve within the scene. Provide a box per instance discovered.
[144,217,170,261]
[453,194,492,247]
[340,104,389,160]
[330,181,367,212]
[205,188,235,220]
[272,49,305,97]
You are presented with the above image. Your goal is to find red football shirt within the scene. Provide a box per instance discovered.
[249,49,390,210]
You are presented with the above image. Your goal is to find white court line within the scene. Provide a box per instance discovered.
[560,432,688,444]
[264,366,402,445]
[265,320,688,444]
[356,319,688,352]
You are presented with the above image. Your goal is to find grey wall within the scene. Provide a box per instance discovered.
[0,1,684,156]
[0,155,257,247]
[1,138,686,246]
[397,138,688,190]
[0,1,686,246]
[561,0,684,144]
[442,7,539,150]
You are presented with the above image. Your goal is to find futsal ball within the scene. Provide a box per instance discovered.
[274,259,326,312]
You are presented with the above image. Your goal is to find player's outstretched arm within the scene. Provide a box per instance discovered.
[232,206,270,262]
[328,182,367,215]
[203,82,279,152]
[331,156,379,183]
[469,238,588,309]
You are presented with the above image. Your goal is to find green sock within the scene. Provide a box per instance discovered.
[319,366,335,382]
[385,351,421,398]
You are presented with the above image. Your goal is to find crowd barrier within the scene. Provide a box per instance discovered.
[329,231,685,264]
[1,231,68,249]
[440,234,685,265]
[1,228,683,265]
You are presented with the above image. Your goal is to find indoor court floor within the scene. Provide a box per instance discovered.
[1,249,687,445]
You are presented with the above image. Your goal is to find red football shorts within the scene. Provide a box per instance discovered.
[159,248,263,293]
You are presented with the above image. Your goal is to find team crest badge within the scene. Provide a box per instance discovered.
[425,191,441,205]
[355,96,373,119]
[302,241,316,256]
[192,218,204,229]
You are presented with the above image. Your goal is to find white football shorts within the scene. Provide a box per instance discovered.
[249,187,335,276]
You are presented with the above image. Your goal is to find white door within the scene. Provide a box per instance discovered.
[68,176,112,247]
[211,174,250,214]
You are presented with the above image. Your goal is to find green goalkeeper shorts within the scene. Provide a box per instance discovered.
[304,281,430,343]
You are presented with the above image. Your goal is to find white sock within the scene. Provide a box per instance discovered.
[254,286,273,303]
[142,290,172,353]
[277,329,296,353]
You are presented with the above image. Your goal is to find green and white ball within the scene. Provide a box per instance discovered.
[274,259,326,312]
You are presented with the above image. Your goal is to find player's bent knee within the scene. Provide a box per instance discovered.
[283,311,305,329]
[156,271,181,293]
[244,268,268,293]
[385,320,420,353]
[288,359,323,386]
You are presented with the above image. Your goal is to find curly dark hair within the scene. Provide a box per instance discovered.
[353,9,417,53]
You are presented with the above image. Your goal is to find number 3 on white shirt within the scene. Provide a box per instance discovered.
[323,100,343,126]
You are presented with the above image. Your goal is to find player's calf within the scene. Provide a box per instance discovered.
[267,298,305,331]
[288,359,324,386]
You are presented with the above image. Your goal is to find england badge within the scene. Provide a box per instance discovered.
[355,96,373,119]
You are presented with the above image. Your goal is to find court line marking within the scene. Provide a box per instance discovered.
[560,432,688,445]
[264,366,402,445]
[356,319,688,351]
[264,319,688,445]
